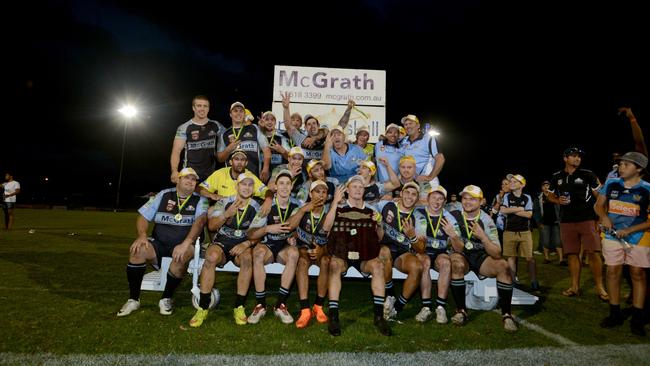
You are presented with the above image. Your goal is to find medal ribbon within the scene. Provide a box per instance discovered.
[235,201,250,229]
[426,209,443,239]
[176,192,192,216]
[461,212,481,241]
[396,203,414,233]
[310,210,323,234]
[275,197,290,223]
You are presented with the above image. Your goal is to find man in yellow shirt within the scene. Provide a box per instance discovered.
[199,149,268,201]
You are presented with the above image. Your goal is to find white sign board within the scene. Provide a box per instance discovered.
[272,65,386,142]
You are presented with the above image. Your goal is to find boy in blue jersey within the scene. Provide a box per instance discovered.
[117,168,209,317]
[595,152,650,336]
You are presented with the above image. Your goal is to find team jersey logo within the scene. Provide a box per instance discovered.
[186,205,195,211]
[574,178,584,185]
[191,131,200,140]
[610,190,619,199]
[385,210,395,224]
[208,130,216,136]
[244,132,253,138]
[166,200,176,211]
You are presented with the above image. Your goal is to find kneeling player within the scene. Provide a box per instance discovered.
[189,173,265,327]
[117,168,208,317]
[324,176,392,336]
[448,185,518,332]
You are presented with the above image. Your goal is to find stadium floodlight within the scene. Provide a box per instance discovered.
[115,105,138,211]
[428,129,440,137]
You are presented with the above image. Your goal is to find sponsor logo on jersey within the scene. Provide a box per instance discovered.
[574,178,584,185]
[191,131,200,140]
[611,190,619,199]
[608,200,640,217]
[186,140,216,150]
[239,141,258,151]
[208,130,216,136]
[186,205,195,211]
[244,132,253,138]
[385,209,394,224]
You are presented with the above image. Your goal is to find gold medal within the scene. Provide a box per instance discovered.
[466,242,474,250]
[234,229,242,237]
[396,233,405,243]
[174,213,183,222]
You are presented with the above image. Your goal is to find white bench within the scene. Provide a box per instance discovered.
[141,241,538,309]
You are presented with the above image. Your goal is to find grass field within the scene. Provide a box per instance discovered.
[0,209,648,362]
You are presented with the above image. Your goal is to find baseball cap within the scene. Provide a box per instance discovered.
[288,146,305,158]
[359,160,376,176]
[356,125,370,136]
[563,147,585,157]
[230,101,245,111]
[542,180,551,185]
[400,114,420,124]
[426,185,448,199]
[402,181,420,193]
[274,169,293,183]
[306,159,323,175]
[399,155,416,165]
[620,151,648,169]
[310,180,328,192]
[244,108,254,122]
[346,175,365,187]
[330,125,346,136]
[229,148,248,160]
[506,174,527,186]
[460,185,483,199]
[178,167,199,179]
[385,123,401,133]
[261,111,276,120]
[236,172,255,184]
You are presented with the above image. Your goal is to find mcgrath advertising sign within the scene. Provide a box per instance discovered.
[272,65,386,143]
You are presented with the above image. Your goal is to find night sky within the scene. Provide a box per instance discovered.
[5,0,649,208]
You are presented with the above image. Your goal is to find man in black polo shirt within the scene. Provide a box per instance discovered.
[547,147,608,300]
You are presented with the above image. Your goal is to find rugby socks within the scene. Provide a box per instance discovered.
[199,292,211,310]
[329,300,339,319]
[395,294,410,313]
[436,296,447,309]
[299,298,310,310]
[422,297,432,310]
[373,295,385,318]
[385,281,395,297]
[314,295,326,307]
[126,262,146,300]
[450,279,466,311]
[275,286,290,308]
[609,304,621,318]
[235,294,246,308]
[161,272,182,299]
[255,290,267,307]
[497,281,514,315]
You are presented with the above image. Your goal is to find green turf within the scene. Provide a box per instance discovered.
[0,209,647,354]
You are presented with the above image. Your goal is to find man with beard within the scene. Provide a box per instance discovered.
[400,114,445,187]
[258,111,291,172]
[375,123,403,184]
[199,149,269,202]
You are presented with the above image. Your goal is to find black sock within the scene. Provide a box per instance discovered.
[329,300,339,319]
[300,298,310,310]
[385,281,395,297]
[373,295,385,318]
[395,294,409,313]
[497,281,514,315]
[632,306,644,323]
[126,263,146,301]
[422,297,432,309]
[315,295,325,306]
[275,286,290,308]
[451,279,466,311]
[610,304,621,318]
[235,294,246,308]
[255,290,266,307]
[161,272,182,299]
[199,292,211,310]
[436,296,447,309]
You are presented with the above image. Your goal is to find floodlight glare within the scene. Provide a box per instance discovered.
[118,105,137,119]
[428,130,440,136]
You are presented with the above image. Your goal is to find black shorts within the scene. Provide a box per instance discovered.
[149,237,179,269]
[461,250,490,274]
[390,249,412,265]
[426,249,449,265]
[264,243,286,262]
[211,242,240,267]
[2,202,15,210]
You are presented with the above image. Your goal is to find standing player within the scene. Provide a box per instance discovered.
[170,95,225,183]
